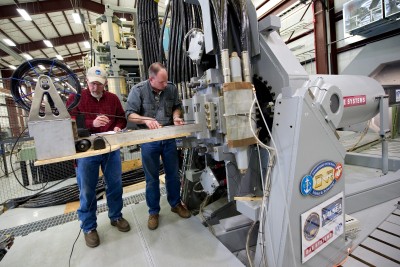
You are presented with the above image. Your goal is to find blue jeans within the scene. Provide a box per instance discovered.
[141,139,181,215]
[76,150,123,233]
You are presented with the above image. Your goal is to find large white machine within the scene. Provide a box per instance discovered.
[10,1,399,266]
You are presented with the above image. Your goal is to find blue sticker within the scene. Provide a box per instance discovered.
[300,161,343,197]
[321,197,342,227]
[303,212,320,241]
[95,70,101,75]
[300,175,313,195]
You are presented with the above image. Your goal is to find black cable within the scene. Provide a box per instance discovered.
[159,0,171,64]
[8,127,48,192]
[69,138,111,266]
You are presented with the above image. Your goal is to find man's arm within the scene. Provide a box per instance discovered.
[128,113,161,129]
[126,85,160,129]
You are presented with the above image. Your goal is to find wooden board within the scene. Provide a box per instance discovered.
[64,201,80,214]
[99,159,142,176]
[234,196,262,201]
[123,181,146,194]
[34,145,120,166]
[34,124,201,166]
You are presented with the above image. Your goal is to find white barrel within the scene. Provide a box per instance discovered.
[310,75,385,128]
[230,52,242,82]
[101,21,121,44]
[108,76,127,96]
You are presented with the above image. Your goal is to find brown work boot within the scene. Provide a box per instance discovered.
[171,203,191,218]
[148,214,159,230]
[111,217,131,232]
[84,229,100,248]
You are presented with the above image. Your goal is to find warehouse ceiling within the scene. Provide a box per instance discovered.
[0,0,166,77]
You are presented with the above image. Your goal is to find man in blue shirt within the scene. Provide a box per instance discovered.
[126,62,191,230]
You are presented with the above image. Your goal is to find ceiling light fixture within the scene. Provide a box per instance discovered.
[9,65,17,70]
[72,12,82,24]
[83,41,90,48]
[3,39,16,46]
[43,40,53,47]
[16,9,32,21]
[22,53,33,60]
[38,64,46,70]
[56,54,63,60]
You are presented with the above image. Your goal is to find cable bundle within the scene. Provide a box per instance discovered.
[8,166,164,208]
[137,0,161,78]
[165,1,202,99]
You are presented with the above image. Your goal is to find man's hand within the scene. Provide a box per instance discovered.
[113,127,122,132]
[93,115,110,127]
[173,117,184,125]
[145,119,161,129]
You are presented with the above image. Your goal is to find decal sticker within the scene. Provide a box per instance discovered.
[303,212,320,241]
[300,161,343,197]
[343,95,366,107]
[301,192,344,263]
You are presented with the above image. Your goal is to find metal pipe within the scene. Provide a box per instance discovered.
[221,49,231,83]
[241,51,251,82]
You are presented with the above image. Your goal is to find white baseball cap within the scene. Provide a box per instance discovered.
[87,66,107,84]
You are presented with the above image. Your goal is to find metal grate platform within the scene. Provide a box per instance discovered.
[0,187,166,237]
[344,206,400,267]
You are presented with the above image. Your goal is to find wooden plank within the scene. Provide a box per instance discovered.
[64,201,80,214]
[371,229,400,248]
[234,196,263,201]
[123,181,146,194]
[34,124,201,166]
[387,214,400,226]
[379,221,400,236]
[34,145,120,166]
[351,246,399,267]
[362,237,400,262]
[159,174,165,184]
[100,159,142,176]
[103,124,201,147]
[342,256,369,267]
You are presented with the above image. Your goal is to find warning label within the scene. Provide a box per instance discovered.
[343,95,366,107]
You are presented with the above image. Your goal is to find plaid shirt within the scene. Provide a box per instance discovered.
[67,89,126,133]
[125,80,181,129]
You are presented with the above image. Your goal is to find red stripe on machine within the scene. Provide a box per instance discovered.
[343,95,366,107]
[304,231,333,257]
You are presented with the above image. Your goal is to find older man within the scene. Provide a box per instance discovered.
[68,66,130,248]
[125,62,191,230]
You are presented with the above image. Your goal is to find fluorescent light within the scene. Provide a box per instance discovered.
[43,40,53,47]
[23,53,33,60]
[9,65,17,70]
[72,12,82,24]
[120,18,126,22]
[38,64,46,70]
[66,65,71,69]
[3,39,16,46]
[83,41,90,48]
[33,78,38,82]
[16,9,32,21]
[56,54,63,60]
[54,77,60,81]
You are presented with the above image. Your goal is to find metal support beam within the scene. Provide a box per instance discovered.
[328,0,338,74]
[0,0,105,20]
[0,33,89,57]
[0,42,25,63]
[258,0,298,20]
[313,0,329,74]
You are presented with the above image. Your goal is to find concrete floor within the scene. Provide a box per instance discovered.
[0,193,244,267]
